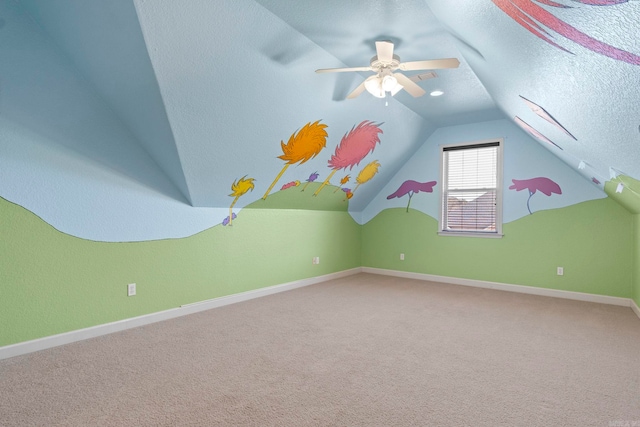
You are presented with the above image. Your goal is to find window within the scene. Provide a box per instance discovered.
[439,139,503,237]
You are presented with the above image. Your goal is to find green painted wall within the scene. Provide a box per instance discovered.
[634,215,640,308]
[362,198,633,299]
[3,188,638,349]
[604,176,640,308]
[604,176,640,214]
[0,197,361,347]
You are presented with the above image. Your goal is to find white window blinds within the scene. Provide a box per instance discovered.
[441,142,501,234]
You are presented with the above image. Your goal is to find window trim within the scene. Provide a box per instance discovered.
[438,138,504,238]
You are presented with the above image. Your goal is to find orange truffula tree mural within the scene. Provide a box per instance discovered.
[227,175,255,226]
[262,120,328,200]
[314,121,383,196]
[334,174,350,193]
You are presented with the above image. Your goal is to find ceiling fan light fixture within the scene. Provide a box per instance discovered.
[316,40,459,100]
[390,82,403,96]
[364,75,386,98]
[381,75,398,92]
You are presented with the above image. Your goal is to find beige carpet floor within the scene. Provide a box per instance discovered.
[1,273,639,426]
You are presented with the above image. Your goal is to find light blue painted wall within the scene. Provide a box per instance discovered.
[0,0,437,242]
[0,1,212,242]
[426,0,640,187]
[20,0,192,204]
[361,119,605,225]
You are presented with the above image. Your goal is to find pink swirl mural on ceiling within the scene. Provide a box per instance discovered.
[492,0,640,65]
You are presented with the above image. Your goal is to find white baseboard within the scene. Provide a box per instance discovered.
[0,268,362,361]
[632,299,640,320]
[362,267,633,307]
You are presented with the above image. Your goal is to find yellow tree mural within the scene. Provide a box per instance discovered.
[228,176,255,226]
[347,160,380,200]
[262,121,328,200]
[334,174,350,193]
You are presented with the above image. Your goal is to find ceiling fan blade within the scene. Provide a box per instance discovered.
[393,73,426,97]
[375,40,394,63]
[316,66,372,73]
[399,58,460,71]
[346,81,367,99]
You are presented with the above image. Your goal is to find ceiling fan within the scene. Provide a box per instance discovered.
[316,40,460,99]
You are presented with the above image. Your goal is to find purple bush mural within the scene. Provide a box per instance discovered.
[509,177,562,214]
[301,172,319,192]
[387,180,437,212]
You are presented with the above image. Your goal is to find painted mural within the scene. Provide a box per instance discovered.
[520,96,576,140]
[387,180,438,212]
[509,177,562,214]
[314,121,383,196]
[262,120,328,200]
[280,180,300,190]
[227,176,256,226]
[514,116,562,149]
[492,0,640,65]
[217,119,384,225]
[301,172,319,192]
[359,119,604,226]
[350,160,381,200]
[334,175,351,193]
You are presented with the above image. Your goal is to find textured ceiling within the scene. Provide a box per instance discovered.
[6,0,640,215]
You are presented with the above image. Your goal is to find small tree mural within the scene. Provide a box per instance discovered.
[387,180,437,212]
[348,161,380,200]
[280,180,300,190]
[301,172,319,192]
[262,121,328,200]
[509,177,561,214]
[334,175,350,193]
[227,176,255,226]
[314,121,383,196]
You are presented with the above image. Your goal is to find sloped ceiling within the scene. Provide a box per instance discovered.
[6,0,640,215]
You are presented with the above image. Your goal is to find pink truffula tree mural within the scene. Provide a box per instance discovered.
[387,180,437,212]
[509,177,561,214]
[314,121,383,196]
[492,0,640,65]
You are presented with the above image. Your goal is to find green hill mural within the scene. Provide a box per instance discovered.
[0,196,361,347]
[2,186,636,349]
[362,199,633,299]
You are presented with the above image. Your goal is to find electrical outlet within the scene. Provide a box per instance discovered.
[312,257,320,265]
[127,283,136,296]
[400,253,405,261]
[557,267,564,276]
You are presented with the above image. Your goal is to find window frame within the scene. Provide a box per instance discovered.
[438,138,504,238]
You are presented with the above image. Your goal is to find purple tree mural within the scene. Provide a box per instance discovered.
[387,180,437,212]
[301,172,319,192]
[509,177,562,214]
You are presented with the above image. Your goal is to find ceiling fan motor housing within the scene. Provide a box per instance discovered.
[370,54,401,72]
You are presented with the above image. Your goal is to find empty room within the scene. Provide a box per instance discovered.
[1,0,639,425]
